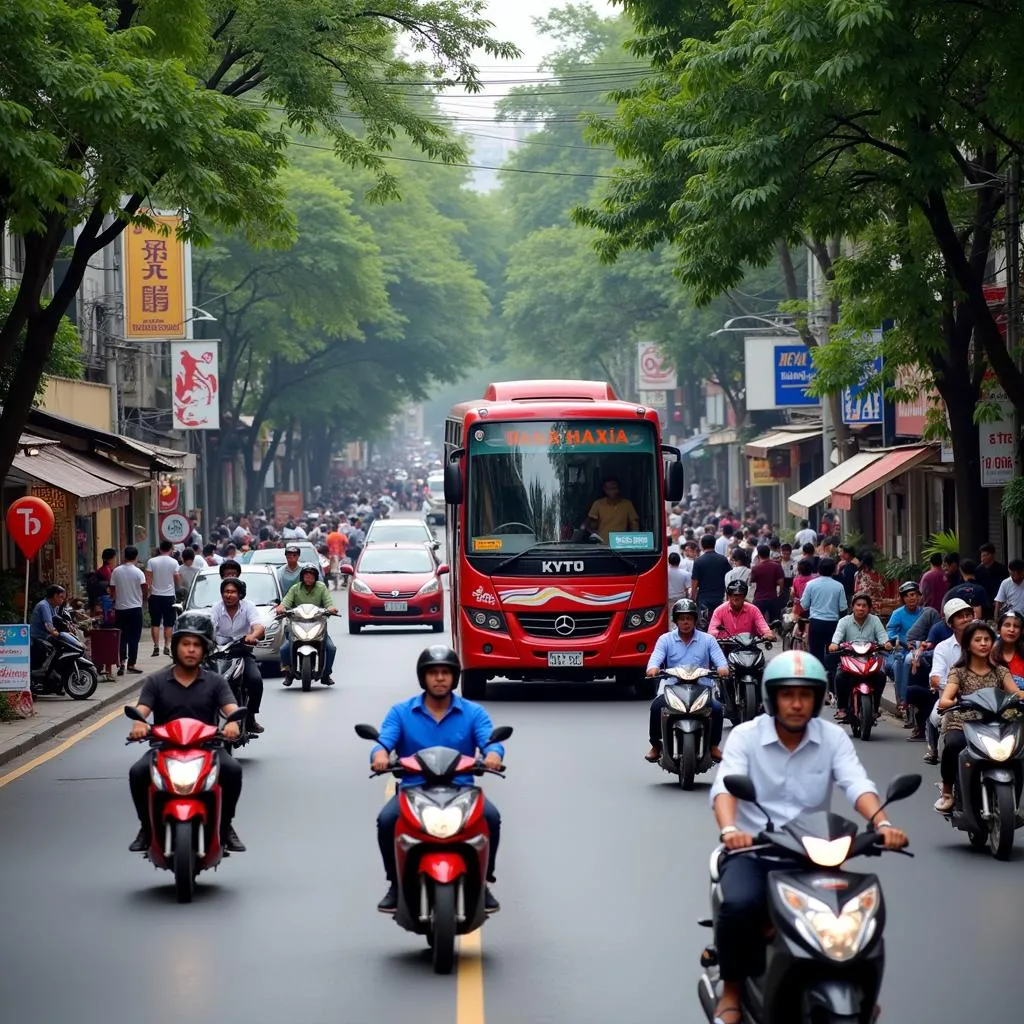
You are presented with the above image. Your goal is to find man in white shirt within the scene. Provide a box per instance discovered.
[994,560,1024,618]
[177,548,204,596]
[210,577,267,732]
[794,519,818,548]
[109,546,148,675]
[666,551,692,619]
[715,524,734,557]
[918,598,974,764]
[146,540,182,657]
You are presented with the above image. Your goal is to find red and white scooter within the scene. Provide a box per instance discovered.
[354,722,512,975]
[125,704,246,903]
[836,641,887,741]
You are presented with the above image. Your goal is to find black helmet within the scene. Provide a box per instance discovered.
[299,562,319,581]
[725,579,748,597]
[284,543,301,555]
[220,576,247,599]
[671,598,699,621]
[219,559,241,578]
[898,581,921,597]
[171,611,215,660]
[416,645,461,689]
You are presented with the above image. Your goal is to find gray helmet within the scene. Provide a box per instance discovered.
[725,579,748,597]
[898,580,921,597]
[171,611,215,660]
[299,562,319,581]
[284,543,301,555]
[671,598,699,621]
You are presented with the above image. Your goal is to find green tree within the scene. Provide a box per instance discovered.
[0,288,82,402]
[0,0,517,480]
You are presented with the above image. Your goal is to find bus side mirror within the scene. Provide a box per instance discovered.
[665,459,684,503]
[444,456,463,505]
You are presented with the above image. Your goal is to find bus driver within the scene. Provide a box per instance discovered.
[585,477,639,544]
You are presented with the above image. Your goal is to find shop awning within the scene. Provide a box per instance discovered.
[743,427,821,459]
[678,434,709,458]
[786,451,884,519]
[706,427,738,446]
[830,445,936,511]
[10,447,147,515]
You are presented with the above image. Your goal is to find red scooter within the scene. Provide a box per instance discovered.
[836,641,887,741]
[354,722,512,975]
[125,705,246,903]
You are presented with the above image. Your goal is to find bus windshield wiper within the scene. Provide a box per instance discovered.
[494,541,637,573]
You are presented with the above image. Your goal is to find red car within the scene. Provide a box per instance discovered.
[343,542,448,634]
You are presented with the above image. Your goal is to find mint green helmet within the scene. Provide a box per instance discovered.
[762,650,828,717]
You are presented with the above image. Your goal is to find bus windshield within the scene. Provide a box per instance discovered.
[467,419,660,555]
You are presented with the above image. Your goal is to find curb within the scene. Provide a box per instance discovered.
[0,676,147,769]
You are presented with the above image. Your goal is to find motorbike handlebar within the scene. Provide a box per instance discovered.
[368,761,507,780]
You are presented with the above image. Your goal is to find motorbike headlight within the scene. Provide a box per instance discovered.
[417,578,441,596]
[777,881,879,962]
[351,579,373,595]
[689,689,710,713]
[406,790,478,838]
[801,835,852,868]
[980,734,1017,762]
[665,688,687,712]
[292,624,322,641]
[165,756,205,795]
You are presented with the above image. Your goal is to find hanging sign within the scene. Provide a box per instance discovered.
[123,214,188,339]
[636,342,677,390]
[171,341,220,430]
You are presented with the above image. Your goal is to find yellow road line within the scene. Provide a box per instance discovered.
[456,929,485,1023]
[0,706,123,790]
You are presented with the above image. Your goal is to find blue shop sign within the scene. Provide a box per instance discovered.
[841,354,884,425]
[773,345,818,407]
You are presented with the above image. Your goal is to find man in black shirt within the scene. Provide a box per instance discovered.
[941,559,988,620]
[690,534,731,625]
[127,612,246,852]
[973,543,1008,616]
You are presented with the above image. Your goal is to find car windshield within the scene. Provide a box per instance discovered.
[367,523,431,543]
[188,572,279,608]
[427,474,444,492]
[249,546,317,565]
[358,549,434,574]
[467,419,660,555]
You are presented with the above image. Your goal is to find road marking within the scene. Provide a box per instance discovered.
[0,706,122,791]
[457,929,485,1023]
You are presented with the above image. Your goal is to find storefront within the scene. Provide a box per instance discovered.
[743,425,822,526]
[787,451,885,523]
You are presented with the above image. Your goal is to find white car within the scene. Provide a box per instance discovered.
[425,472,445,525]
[364,518,440,553]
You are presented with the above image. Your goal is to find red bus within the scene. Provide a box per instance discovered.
[442,380,685,699]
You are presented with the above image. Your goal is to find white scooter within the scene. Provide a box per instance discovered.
[278,605,331,691]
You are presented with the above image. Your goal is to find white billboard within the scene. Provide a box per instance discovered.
[171,340,220,430]
[636,341,677,390]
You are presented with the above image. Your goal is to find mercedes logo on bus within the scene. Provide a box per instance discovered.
[554,615,576,636]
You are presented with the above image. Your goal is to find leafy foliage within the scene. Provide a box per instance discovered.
[0,288,82,401]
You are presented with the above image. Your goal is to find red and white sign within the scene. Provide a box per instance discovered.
[158,483,180,513]
[980,388,1015,487]
[171,340,220,429]
[636,342,677,390]
[5,497,55,559]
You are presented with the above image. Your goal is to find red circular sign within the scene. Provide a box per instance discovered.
[6,497,55,559]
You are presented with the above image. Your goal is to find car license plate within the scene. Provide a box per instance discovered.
[547,651,583,667]
[384,601,408,612]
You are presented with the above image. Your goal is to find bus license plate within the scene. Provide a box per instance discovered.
[385,601,408,612]
[547,652,583,667]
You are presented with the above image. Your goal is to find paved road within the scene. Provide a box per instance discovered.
[0,535,1020,1023]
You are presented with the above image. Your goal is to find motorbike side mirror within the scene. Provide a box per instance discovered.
[172,603,183,614]
[723,774,776,832]
[124,705,147,723]
[486,725,513,744]
[340,565,354,576]
[354,723,381,741]
[224,706,248,724]
[438,564,449,575]
[884,773,922,805]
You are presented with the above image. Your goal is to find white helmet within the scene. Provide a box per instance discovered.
[943,597,972,624]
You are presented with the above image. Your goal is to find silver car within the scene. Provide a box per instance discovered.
[364,518,440,553]
[182,565,284,674]
[425,472,445,525]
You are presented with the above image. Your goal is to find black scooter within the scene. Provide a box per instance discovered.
[208,638,257,752]
[716,632,773,725]
[939,688,1024,860]
[654,667,716,790]
[30,613,99,700]
[698,772,920,1024]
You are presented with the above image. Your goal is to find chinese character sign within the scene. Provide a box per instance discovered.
[171,341,220,429]
[123,215,187,338]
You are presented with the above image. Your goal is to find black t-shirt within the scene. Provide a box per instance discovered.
[837,561,858,600]
[139,667,235,726]
[692,551,731,605]
[941,582,988,613]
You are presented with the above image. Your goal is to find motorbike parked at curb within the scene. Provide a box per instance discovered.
[208,638,257,752]
[30,612,99,700]
[836,642,887,741]
[654,667,717,790]
[354,722,512,975]
[717,632,774,725]
[939,689,1024,860]
[278,605,330,691]
[698,772,920,1024]
[125,704,247,903]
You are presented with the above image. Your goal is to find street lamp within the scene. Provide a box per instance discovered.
[710,314,800,337]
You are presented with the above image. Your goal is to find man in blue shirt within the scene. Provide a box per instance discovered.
[798,557,848,686]
[645,598,730,762]
[29,585,69,664]
[885,581,924,708]
[370,645,504,914]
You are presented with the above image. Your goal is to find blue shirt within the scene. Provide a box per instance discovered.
[710,715,878,834]
[646,628,727,695]
[926,621,953,647]
[371,693,505,786]
[29,599,56,642]
[886,605,922,645]
[800,576,848,621]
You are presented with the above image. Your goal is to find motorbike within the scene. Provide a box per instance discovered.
[698,772,920,1024]
[124,704,248,903]
[354,722,512,975]
[655,667,717,790]
[939,688,1024,860]
[836,642,887,741]
[717,632,774,725]
[278,605,330,691]
[208,638,257,751]
[30,612,99,700]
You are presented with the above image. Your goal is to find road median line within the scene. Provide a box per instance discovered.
[457,929,485,1023]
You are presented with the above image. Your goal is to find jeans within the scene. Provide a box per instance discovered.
[130,748,242,832]
[808,619,839,684]
[940,729,968,785]
[115,607,144,666]
[886,650,914,703]
[280,635,336,677]
[376,793,501,882]
[649,693,724,749]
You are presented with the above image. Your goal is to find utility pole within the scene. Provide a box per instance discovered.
[1008,158,1022,561]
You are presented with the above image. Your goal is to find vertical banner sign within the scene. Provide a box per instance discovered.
[123,214,187,339]
[171,341,220,429]
[636,342,677,390]
[0,625,32,718]
[841,336,884,425]
[979,391,1015,487]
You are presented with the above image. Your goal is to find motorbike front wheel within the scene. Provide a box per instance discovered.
[987,781,1016,860]
[173,821,195,903]
[300,658,313,692]
[430,882,457,975]
[741,682,759,723]
[63,663,99,700]
[679,732,697,790]
[857,694,874,741]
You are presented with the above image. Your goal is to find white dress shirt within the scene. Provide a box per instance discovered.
[210,599,261,643]
[930,635,962,689]
[710,715,878,835]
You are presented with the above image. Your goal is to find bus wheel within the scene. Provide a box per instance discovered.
[461,670,487,700]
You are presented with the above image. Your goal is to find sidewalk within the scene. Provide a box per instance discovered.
[0,646,170,769]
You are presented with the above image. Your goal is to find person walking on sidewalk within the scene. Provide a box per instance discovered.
[109,546,148,675]
[146,540,182,657]
[799,557,848,696]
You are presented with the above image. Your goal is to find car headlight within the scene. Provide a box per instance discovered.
[665,688,687,711]
[351,579,373,595]
[264,621,280,637]
[980,734,1017,761]
[165,756,205,795]
[777,881,879,962]
[466,608,507,633]
[418,578,441,596]
[406,790,479,838]
[623,605,663,631]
